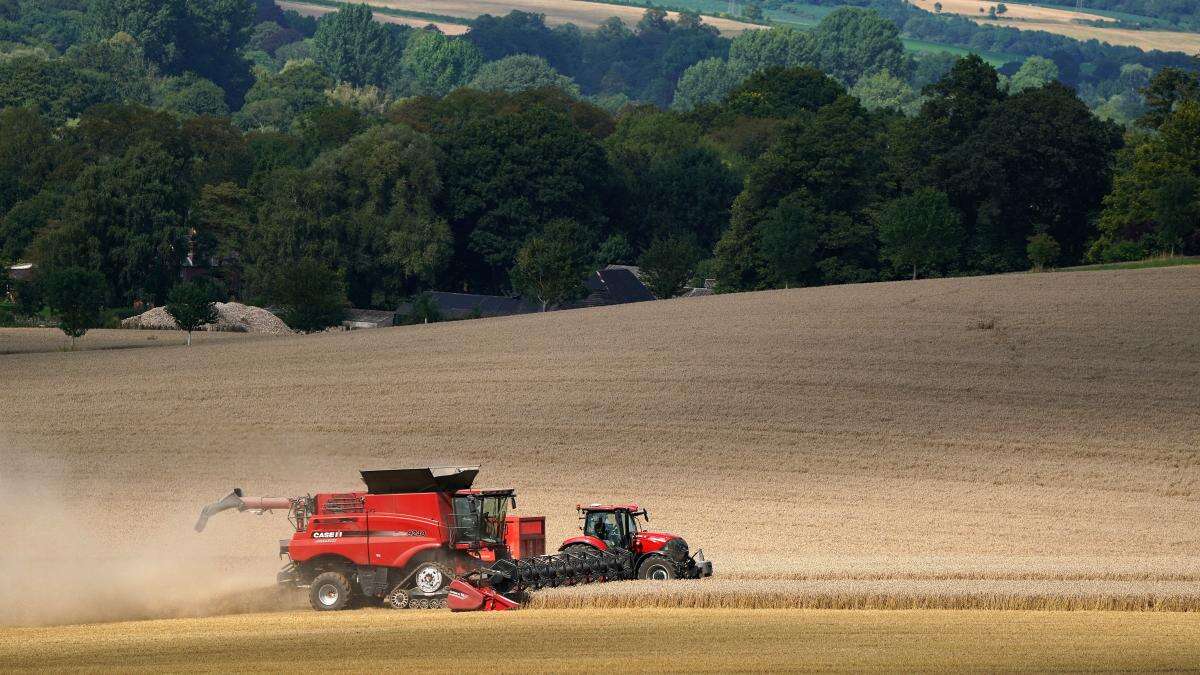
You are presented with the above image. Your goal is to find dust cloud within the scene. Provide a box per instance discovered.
[0,444,302,627]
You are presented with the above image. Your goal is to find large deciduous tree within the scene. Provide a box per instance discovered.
[638,235,700,299]
[469,54,579,96]
[510,218,591,311]
[876,188,963,279]
[398,30,483,97]
[313,3,402,88]
[166,281,218,345]
[441,103,616,291]
[42,266,107,348]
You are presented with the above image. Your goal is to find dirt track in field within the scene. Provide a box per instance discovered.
[1,267,1198,628]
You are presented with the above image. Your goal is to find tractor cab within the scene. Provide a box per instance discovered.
[579,504,646,550]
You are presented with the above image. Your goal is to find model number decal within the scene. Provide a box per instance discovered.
[310,530,426,539]
[376,529,427,537]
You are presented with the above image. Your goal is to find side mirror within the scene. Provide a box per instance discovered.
[510,496,517,509]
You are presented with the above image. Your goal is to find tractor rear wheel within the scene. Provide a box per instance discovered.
[309,571,353,611]
[637,555,677,581]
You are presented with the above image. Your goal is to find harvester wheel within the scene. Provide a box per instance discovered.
[413,562,449,594]
[309,571,353,611]
[637,555,677,581]
[385,586,410,610]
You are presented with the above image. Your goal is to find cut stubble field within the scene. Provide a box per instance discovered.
[1,267,1198,667]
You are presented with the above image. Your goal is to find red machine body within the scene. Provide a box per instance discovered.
[559,503,713,580]
[196,468,711,612]
[288,490,545,572]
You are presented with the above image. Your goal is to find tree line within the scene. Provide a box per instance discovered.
[1,1,1198,333]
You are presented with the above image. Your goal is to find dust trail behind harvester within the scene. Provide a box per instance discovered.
[0,444,302,627]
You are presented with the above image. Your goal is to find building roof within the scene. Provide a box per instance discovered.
[344,308,396,327]
[602,264,642,278]
[397,292,539,318]
[594,268,655,303]
[6,262,34,282]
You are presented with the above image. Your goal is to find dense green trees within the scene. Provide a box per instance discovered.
[400,30,483,97]
[510,218,591,310]
[0,3,1191,320]
[876,189,962,279]
[85,0,255,105]
[267,258,346,331]
[638,235,700,298]
[312,3,401,88]
[714,88,887,290]
[1097,99,1200,260]
[470,55,579,96]
[42,266,107,346]
[439,100,616,291]
[1008,56,1059,93]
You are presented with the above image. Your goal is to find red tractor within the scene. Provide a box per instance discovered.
[196,467,712,612]
[561,504,713,580]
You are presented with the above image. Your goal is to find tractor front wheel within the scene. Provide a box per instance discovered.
[637,555,677,581]
[309,571,353,611]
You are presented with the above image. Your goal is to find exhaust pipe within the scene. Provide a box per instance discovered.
[195,488,294,532]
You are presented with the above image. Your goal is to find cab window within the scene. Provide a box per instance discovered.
[584,511,623,547]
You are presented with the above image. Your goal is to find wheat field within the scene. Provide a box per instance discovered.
[1,268,1198,634]
[2,609,1199,672]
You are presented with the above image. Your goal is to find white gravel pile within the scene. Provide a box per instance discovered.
[121,302,291,335]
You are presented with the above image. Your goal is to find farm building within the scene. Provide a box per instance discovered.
[342,308,399,329]
[384,267,658,325]
[574,266,656,307]
[6,262,34,282]
[396,292,540,322]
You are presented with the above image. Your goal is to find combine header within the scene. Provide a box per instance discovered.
[196,467,711,612]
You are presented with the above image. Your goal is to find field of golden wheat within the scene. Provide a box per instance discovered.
[1,266,1198,666]
[2,609,1198,672]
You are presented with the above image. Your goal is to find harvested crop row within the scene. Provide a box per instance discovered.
[530,579,1200,611]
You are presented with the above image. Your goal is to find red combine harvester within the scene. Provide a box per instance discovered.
[195,467,712,612]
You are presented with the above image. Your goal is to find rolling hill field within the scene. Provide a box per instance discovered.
[907,0,1200,53]
[1,267,1198,668]
[282,0,760,35]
